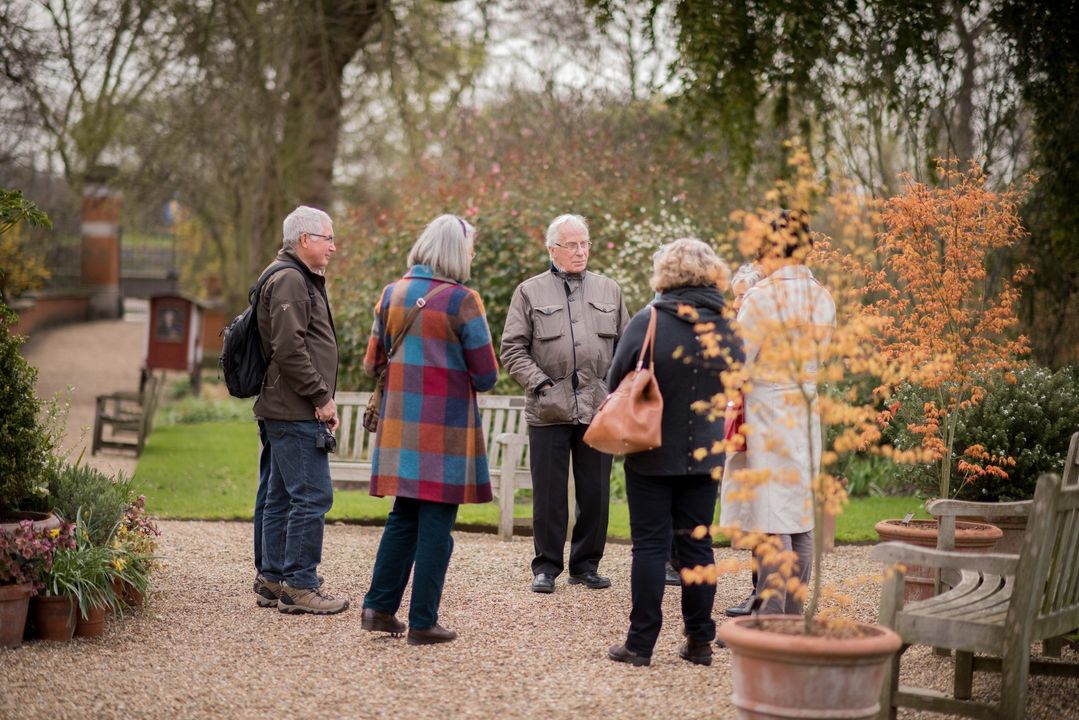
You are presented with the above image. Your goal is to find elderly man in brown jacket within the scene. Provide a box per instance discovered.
[251,205,348,615]
[501,214,629,593]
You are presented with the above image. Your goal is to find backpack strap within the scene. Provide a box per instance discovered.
[249,260,316,307]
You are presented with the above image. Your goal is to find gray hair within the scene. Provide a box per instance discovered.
[407,214,475,282]
[282,205,333,250]
[731,263,765,294]
[544,214,589,249]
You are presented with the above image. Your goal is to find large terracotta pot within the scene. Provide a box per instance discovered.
[0,511,61,534]
[30,594,77,641]
[74,603,107,637]
[874,518,1002,601]
[0,583,32,647]
[958,514,1028,555]
[718,615,902,720]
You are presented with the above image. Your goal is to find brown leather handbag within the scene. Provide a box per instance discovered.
[583,306,663,455]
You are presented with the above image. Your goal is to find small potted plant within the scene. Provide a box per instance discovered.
[110,493,158,610]
[33,512,120,640]
[0,520,72,647]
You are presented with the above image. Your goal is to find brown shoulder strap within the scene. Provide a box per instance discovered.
[635,306,658,370]
[387,282,454,359]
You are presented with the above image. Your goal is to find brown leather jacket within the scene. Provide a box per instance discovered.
[500,266,628,426]
[252,250,338,421]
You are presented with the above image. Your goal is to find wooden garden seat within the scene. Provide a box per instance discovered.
[871,431,1079,719]
[91,374,162,456]
[330,392,539,539]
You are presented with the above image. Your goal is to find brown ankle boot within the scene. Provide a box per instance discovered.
[679,637,714,666]
[361,608,405,635]
[407,624,457,646]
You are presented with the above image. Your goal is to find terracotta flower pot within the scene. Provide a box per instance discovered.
[958,513,1028,555]
[30,594,77,641]
[0,511,61,535]
[74,603,107,637]
[0,583,32,648]
[874,518,1003,602]
[717,615,902,720]
[111,577,145,610]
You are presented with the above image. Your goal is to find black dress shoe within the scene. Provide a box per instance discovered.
[665,563,681,586]
[407,624,457,646]
[608,643,651,666]
[724,593,757,617]
[568,570,611,589]
[361,607,405,635]
[679,638,714,666]
[531,573,555,593]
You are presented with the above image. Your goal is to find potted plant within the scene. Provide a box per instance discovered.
[33,511,120,640]
[865,162,1030,598]
[709,147,903,719]
[0,519,72,647]
[110,492,159,609]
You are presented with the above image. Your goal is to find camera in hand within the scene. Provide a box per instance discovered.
[315,425,337,453]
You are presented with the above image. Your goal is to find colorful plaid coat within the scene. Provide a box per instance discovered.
[363,265,499,504]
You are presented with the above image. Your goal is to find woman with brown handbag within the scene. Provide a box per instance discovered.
[604,238,743,667]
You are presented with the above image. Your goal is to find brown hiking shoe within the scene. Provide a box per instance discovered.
[254,575,282,608]
[277,584,349,615]
[679,637,714,666]
[361,608,405,636]
[407,624,457,646]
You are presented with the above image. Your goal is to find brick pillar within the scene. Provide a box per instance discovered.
[81,180,122,319]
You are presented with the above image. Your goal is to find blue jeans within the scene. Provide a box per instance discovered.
[260,419,334,589]
[253,421,271,575]
[364,497,459,630]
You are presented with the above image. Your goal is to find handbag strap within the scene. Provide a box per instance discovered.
[635,306,658,371]
[386,282,453,360]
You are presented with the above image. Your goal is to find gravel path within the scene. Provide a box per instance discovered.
[2,521,1076,719]
[22,313,147,479]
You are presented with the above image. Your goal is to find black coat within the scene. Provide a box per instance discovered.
[605,286,744,477]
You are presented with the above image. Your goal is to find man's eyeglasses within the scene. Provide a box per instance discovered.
[306,232,336,244]
[554,241,591,253]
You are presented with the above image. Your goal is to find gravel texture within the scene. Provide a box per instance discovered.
[2,520,1076,719]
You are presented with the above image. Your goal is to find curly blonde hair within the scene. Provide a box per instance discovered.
[650,238,730,292]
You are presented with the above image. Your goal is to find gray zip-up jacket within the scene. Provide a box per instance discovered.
[500,266,629,426]
[253,250,338,421]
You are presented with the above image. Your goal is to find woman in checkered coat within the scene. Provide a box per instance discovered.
[359,214,499,646]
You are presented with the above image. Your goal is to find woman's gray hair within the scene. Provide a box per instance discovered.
[731,263,765,294]
[650,237,730,292]
[544,214,589,248]
[407,214,475,282]
[282,205,332,250]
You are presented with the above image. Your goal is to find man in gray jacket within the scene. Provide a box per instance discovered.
[501,214,629,593]
[252,205,348,615]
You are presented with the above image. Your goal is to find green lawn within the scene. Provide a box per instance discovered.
[134,420,928,542]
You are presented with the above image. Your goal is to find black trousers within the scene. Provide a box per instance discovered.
[625,467,718,657]
[528,423,612,577]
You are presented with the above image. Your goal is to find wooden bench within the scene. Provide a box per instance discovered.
[871,431,1079,719]
[91,374,162,456]
[330,392,535,539]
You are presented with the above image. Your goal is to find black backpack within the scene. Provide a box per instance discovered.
[220,260,315,398]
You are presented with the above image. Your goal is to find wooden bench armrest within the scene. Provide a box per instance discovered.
[927,498,1032,519]
[871,541,1019,575]
[493,432,528,447]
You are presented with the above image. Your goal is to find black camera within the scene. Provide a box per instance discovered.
[315,425,337,453]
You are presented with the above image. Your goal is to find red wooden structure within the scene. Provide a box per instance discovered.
[144,294,204,393]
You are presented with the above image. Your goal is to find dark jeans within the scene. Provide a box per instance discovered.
[625,468,718,657]
[260,419,334,589]
[528,424,612,577]
[756,531,813,615]
[254,421,272,574]
[364,497,459,630]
